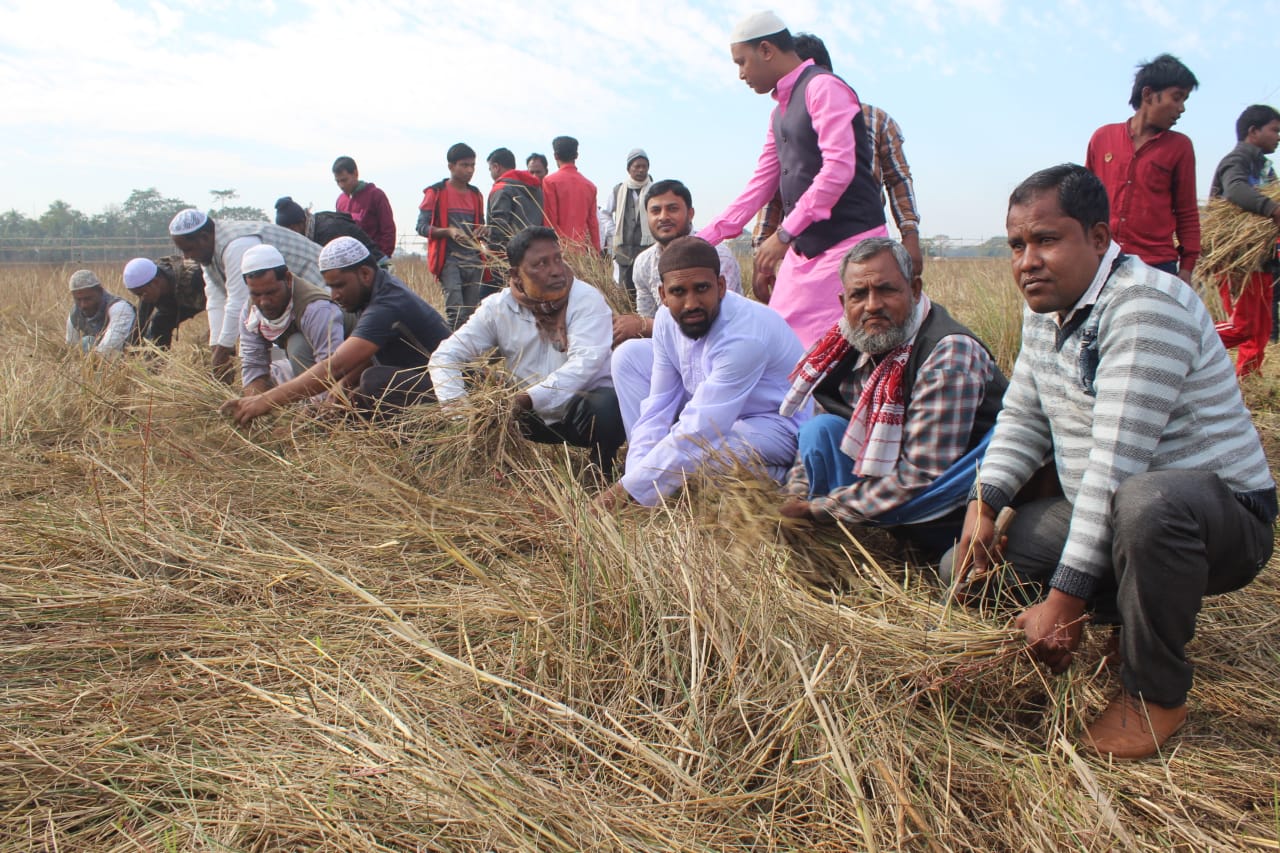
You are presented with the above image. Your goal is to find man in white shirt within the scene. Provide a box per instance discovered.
[429,226,626,475]
[66,269,135,357]
[602,236,809,508]
[168,208,322,382]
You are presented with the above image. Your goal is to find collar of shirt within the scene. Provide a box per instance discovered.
[772,58,815,108]
[1056,241,1122,328]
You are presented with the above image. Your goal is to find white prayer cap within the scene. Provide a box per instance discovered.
[730,10,788,43]
[123,257,158,290]
[241,243,287,276]
[318,235,370,271]
[168,208,209,236]
[69,269,102,292]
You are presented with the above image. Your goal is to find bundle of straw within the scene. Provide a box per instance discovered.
[1197,182,1280,281]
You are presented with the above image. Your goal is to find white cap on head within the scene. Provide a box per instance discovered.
[730,10,788,44]
[123,258,158,290]
[318,236,371,272]
[241,243,287,277]
[69,269,101,292]
[168,208,209,236]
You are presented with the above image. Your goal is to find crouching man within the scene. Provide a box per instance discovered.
[221,236,450,425]
[67,270,136,357]
[235,244,349,393]
[778,237,1007,556]
[602,236,808,509]
[949,164,1275,760]
[428,226,625,475]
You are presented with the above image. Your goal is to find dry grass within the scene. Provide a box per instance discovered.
[1199,184,1280,282]
[1,257,1278,851]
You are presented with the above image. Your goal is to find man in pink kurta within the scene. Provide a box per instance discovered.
[699,11,887,348]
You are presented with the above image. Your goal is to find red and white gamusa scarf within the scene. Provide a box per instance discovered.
[781,294,931,477]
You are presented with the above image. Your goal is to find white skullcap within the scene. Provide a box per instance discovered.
[318,236,370,271]
[123,257,158,290]
[626,148,649,166]
[730,10,788,43]
[168,208,209,236]
[69,269,101,292]
[241,243,287,276]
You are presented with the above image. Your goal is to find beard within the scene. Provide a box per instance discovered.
[677,310,713,339]
[840,300,920,355]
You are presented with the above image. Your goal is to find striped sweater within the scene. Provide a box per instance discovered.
[974,254,1274,599]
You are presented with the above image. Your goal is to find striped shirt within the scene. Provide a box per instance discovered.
[754,104,919,246]
[974,254,1274,599]
[786,334,998,520]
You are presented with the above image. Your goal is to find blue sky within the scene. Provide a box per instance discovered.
[1,0,1274,247]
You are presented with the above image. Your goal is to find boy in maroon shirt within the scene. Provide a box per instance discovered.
[1086,54,1200,283]
[333,156,398,258]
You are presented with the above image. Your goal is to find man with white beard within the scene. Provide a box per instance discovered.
[778,237,1007,556]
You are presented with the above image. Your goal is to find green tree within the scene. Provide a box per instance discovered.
[38,200,89,238]
[122,188,193,237]
[0,210,38,237]
[214,205,269,222]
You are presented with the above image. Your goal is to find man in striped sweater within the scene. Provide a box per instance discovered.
[952,164,1275,760]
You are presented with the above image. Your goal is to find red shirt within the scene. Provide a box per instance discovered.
[542,163,600,250]
[1086,122,1199,271]
[336,182,397,257]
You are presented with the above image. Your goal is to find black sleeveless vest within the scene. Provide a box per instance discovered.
[773,63,886,258]
[813,304,1008,451]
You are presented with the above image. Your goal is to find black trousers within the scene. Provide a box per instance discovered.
[518,386,626,479]
[996,470,1272,707]
[355,365,434,418]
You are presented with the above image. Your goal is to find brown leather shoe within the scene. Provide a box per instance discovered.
[1081,691,1187,760]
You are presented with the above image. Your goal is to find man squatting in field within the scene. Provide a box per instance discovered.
[123,255,206,349]
[778,237,1007,560]
[168,208,323,382]
[601,236,807,510]
[429,226,626,477]
[222,236,450,425]
[234,244,350,394]
[945,164,1275,760]
[66,269,135,357]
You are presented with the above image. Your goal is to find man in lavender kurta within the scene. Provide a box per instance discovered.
[236,244,348,393]
[698,11,888,348]
[601,237,809,509]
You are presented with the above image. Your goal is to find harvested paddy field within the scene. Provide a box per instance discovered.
[2,258,1278,851]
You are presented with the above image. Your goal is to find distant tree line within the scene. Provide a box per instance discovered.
[0,189,267,263]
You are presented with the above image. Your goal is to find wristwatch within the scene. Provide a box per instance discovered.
[776,227,794,245]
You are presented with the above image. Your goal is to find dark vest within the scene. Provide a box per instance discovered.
[774,63,886,258]
[70,290,124,339]
[274,277,355,349]
[813,304,1008,451]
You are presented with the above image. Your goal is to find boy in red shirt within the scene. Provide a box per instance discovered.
[1086,54,1200,282]
[417,143,491,329]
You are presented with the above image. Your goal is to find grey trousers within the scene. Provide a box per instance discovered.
[992,470,1273,707]
[440,259,494,330]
